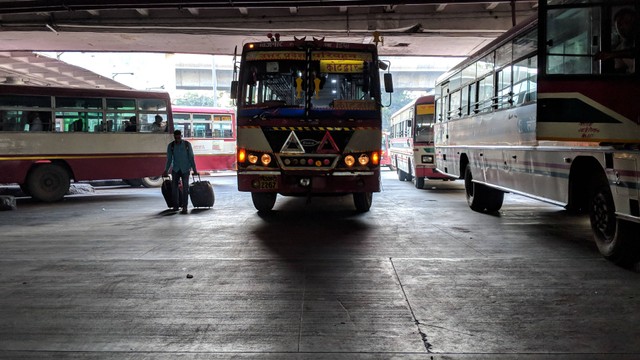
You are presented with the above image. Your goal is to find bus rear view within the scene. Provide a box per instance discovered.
[232,37,392,212]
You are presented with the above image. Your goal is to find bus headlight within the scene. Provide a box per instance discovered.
[261,154,272,166]
[422,155,434,163]
[248,154,258,164]
[358,154,370,166]
[344,155,355,167]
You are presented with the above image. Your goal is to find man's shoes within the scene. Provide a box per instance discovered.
[181,208,188,214]
[172,207,179,211]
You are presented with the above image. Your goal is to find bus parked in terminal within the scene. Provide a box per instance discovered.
[172,106,236,171]
[389,95,454,189]
[231,36,392,212]
[0,84,173,202]
[434,0,639,264]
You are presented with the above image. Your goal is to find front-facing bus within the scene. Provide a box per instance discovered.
[233,38,390,212]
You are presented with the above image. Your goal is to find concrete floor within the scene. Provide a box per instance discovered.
[1,170,639,359]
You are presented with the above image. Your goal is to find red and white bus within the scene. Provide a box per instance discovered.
[231,37,393,212]
[389,95,454,188]
[171,106,236,172]
[0,84,173,202]
[434,0,640,264]
[380,131,391,169]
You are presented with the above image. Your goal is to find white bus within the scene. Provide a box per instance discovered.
[389,95,454,189]
[434,0,639,265]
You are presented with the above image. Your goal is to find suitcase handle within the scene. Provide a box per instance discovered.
[192,173,201,182]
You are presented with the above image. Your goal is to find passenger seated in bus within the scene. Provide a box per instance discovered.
[27,112,43,131]
[151,115,164,132]
[72,119,84,132]
[596,8,637,73]
[125,116,137,132]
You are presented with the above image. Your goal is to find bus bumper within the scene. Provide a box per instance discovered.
[415,166,451,179]
[237,171,380,194]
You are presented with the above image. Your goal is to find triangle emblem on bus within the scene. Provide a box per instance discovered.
[280,131,305,154]
[316,131,340,154]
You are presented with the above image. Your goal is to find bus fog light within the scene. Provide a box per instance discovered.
[261,154,272,166]
[358,154,370,165]
[344,155,355,167]
[248,154,258,164]
[299,178,311,187]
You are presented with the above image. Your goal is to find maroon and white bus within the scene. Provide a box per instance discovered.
[0,84,173,201]
[171,106,236,172]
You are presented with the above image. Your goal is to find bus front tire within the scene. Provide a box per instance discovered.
[397,169,407,181]
[464,164,503,213]
[415,177,425,189]
[251,192,277,212]
[26,164,70,202]
[353,192,373,212]
[590,184,639,265]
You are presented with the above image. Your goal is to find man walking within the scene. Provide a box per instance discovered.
[163,130,197,214]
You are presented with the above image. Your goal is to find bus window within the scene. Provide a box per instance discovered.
[56,97,102,110]
[214,114,233,138]
[546,7,600,75]
[0,94,50,108]
[55,111,103,132]
[192,122,212,138]
[139,98,168,111]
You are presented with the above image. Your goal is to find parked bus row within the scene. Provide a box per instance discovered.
[0,85,236,202]
[386,0,638,265]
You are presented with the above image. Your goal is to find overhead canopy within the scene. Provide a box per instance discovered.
[0,1,538,88]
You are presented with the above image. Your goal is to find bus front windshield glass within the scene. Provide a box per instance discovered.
[241,50,377,111]
[414,104,435,143]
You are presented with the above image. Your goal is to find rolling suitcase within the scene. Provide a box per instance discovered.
[189,174,214,208]
[161,176,182,208]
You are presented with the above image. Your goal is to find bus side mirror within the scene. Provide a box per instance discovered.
[384,73,393,93]
[230,80,238,100]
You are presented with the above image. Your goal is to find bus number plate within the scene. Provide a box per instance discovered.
[257,176,277,189]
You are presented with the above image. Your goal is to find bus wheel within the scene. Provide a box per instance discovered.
[397,169,407,181]
[26,164,70,202]
[464,164,503,213]
[353,192,373,212]
[590,184,638,265]
[415,177,425,189]
[251,192,276,212]
[141,177,163,188]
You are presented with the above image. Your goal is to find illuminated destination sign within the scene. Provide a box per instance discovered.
[246,51,306,61]
[320,60,364,73]
[416,104,434,115]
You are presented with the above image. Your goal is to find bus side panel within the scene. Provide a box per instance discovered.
[0,132,170,182]
[0,159,33,184]
[537,79,640,143]
[389,139,412,174]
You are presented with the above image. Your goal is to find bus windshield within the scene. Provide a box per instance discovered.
[414,103,435,143]
[240,50,377,112]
